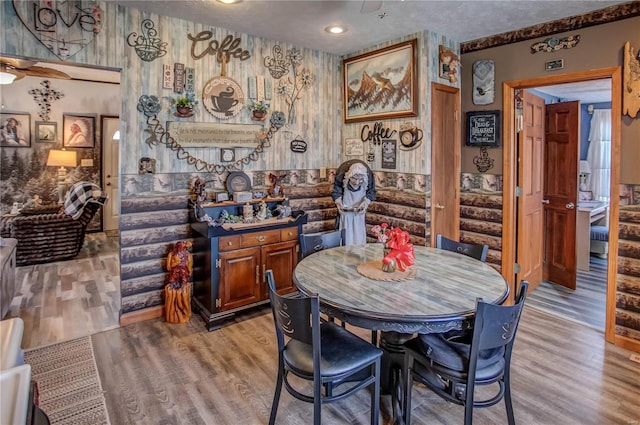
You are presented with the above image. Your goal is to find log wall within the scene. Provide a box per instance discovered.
[617,205,640,340]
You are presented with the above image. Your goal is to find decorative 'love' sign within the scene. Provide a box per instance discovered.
[13,0,103,61]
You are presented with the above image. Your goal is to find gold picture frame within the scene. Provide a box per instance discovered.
[343,39,418,123]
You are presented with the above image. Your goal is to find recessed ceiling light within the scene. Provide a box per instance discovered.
[217,0,240,4]
[325,25,346,34]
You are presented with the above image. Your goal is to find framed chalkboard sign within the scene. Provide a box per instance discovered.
[466,110,501,147]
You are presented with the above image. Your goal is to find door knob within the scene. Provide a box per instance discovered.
[542,199,550,204]
[566,202,575,209]
[434,204,445,210]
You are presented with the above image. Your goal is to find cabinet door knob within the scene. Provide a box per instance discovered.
[227,241,233,246]
[257,235,266,242]
[288,231,293,236]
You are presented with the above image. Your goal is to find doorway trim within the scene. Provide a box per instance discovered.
[502,67,621,344]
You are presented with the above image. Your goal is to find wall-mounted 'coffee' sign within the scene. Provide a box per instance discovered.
[466,110,501,147]
[166,122,263,148]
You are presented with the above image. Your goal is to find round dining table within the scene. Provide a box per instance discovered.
[293,243,509,425]
[293,244,509,334]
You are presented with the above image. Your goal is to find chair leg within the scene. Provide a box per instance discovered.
[371,360,380,425]
[269,363,284,425]
[504,375,516,425]
[464,380,475,425]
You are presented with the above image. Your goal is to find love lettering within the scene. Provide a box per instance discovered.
[361,122,396,145]
[188,32,251,62]
[31,3,97,33]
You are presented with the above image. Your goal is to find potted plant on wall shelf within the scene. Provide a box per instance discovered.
[246,99,270,121]
[170,92,198,117]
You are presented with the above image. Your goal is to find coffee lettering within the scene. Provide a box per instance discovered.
[189,32,251,62]
[360,122,397,145]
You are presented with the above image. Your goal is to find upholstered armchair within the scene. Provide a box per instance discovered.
[0,182,107,266]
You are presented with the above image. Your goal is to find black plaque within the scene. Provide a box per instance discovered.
[466,110,500,147]
[381,139,396,169]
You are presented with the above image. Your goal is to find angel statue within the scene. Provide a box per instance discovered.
[167,241,193,289]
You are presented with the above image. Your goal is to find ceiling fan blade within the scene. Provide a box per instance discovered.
[0,63,26,81]
[0,56,37,70]
[24,66,71,80]
[361,0,383,13]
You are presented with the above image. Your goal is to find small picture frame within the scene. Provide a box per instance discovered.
[579,191,593,201]
[216,192,229,202]
[221,148,235,162]
[63,114,95,148]
[0,112,31,147]
[381,139,397,169]
[35,121,57,142]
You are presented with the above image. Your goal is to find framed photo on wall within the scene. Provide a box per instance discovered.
[63,114,95,148]
[0,112,31,147]
[343,39,418,123]
[35,121,57,142]
[344,138,364,156]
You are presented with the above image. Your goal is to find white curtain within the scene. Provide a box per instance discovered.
[586,109,611,202]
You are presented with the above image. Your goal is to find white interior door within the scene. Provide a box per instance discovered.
[102,116,120,232]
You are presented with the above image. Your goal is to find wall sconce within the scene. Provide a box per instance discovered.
[587,104,594,114]
[579,160,591,191]
[47,149,77,204]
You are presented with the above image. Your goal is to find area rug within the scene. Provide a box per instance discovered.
[24,336,111,425]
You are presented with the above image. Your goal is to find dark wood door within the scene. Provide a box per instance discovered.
[543,101,579,289]
[262,240,298,297]
[218,247,261,311]
[430,83,460,245]
[517,91,545,292]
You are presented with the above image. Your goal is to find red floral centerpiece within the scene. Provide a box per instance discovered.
[381,227,415,273]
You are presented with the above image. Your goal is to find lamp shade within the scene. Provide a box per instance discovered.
[579,160,591,174]
[46,149,77,167]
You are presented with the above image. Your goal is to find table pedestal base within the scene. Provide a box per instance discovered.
[379,331,414,425]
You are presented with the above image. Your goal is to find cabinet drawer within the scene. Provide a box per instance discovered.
[241,229,280,248]
[280,227,298,242]
[219,235,242,251]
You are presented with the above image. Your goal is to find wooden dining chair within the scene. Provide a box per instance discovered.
[266,270,382,425]
[436,234,489,262]
[402,280,529,425]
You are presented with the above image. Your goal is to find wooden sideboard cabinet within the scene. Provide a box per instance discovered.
[190,199,306,330]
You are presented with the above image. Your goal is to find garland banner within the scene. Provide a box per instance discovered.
[166,122,264,148]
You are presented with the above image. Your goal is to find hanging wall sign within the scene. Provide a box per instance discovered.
[13,0,103,60]
[472,60,495,105]
[166,122,263,148]
[290,138,307,153]
[174,63,185,93]
[202,76,244,119]
[381,140,397,169]
[531,35,580,53]
[466,110,501,147]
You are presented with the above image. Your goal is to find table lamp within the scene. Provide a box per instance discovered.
[579,160,591,191]
[47,149,77,204]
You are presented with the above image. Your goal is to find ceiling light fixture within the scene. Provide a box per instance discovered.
[0,71,17,85]
[325,25,347,34]
[0,64,23,85]
[217,0,240,4]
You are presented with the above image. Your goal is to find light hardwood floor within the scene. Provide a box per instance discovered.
[7,239,640,424]
[7,232,120,348]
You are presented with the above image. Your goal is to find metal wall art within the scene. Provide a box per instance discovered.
[137,95,286,174]
[623,41,640,118]
[13,0,103,60]
[531,35,580,53]
[263,44,290,79]
[127,19,167,62]
[473,146,495,172]
[188,32,251,62]
[28,80,64,121]
[472,60,495,105]
[274,47,314,124]
[360,122,396,145]
[398,122,423,150]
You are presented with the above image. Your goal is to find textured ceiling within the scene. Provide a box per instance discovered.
[115,0,630,55]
